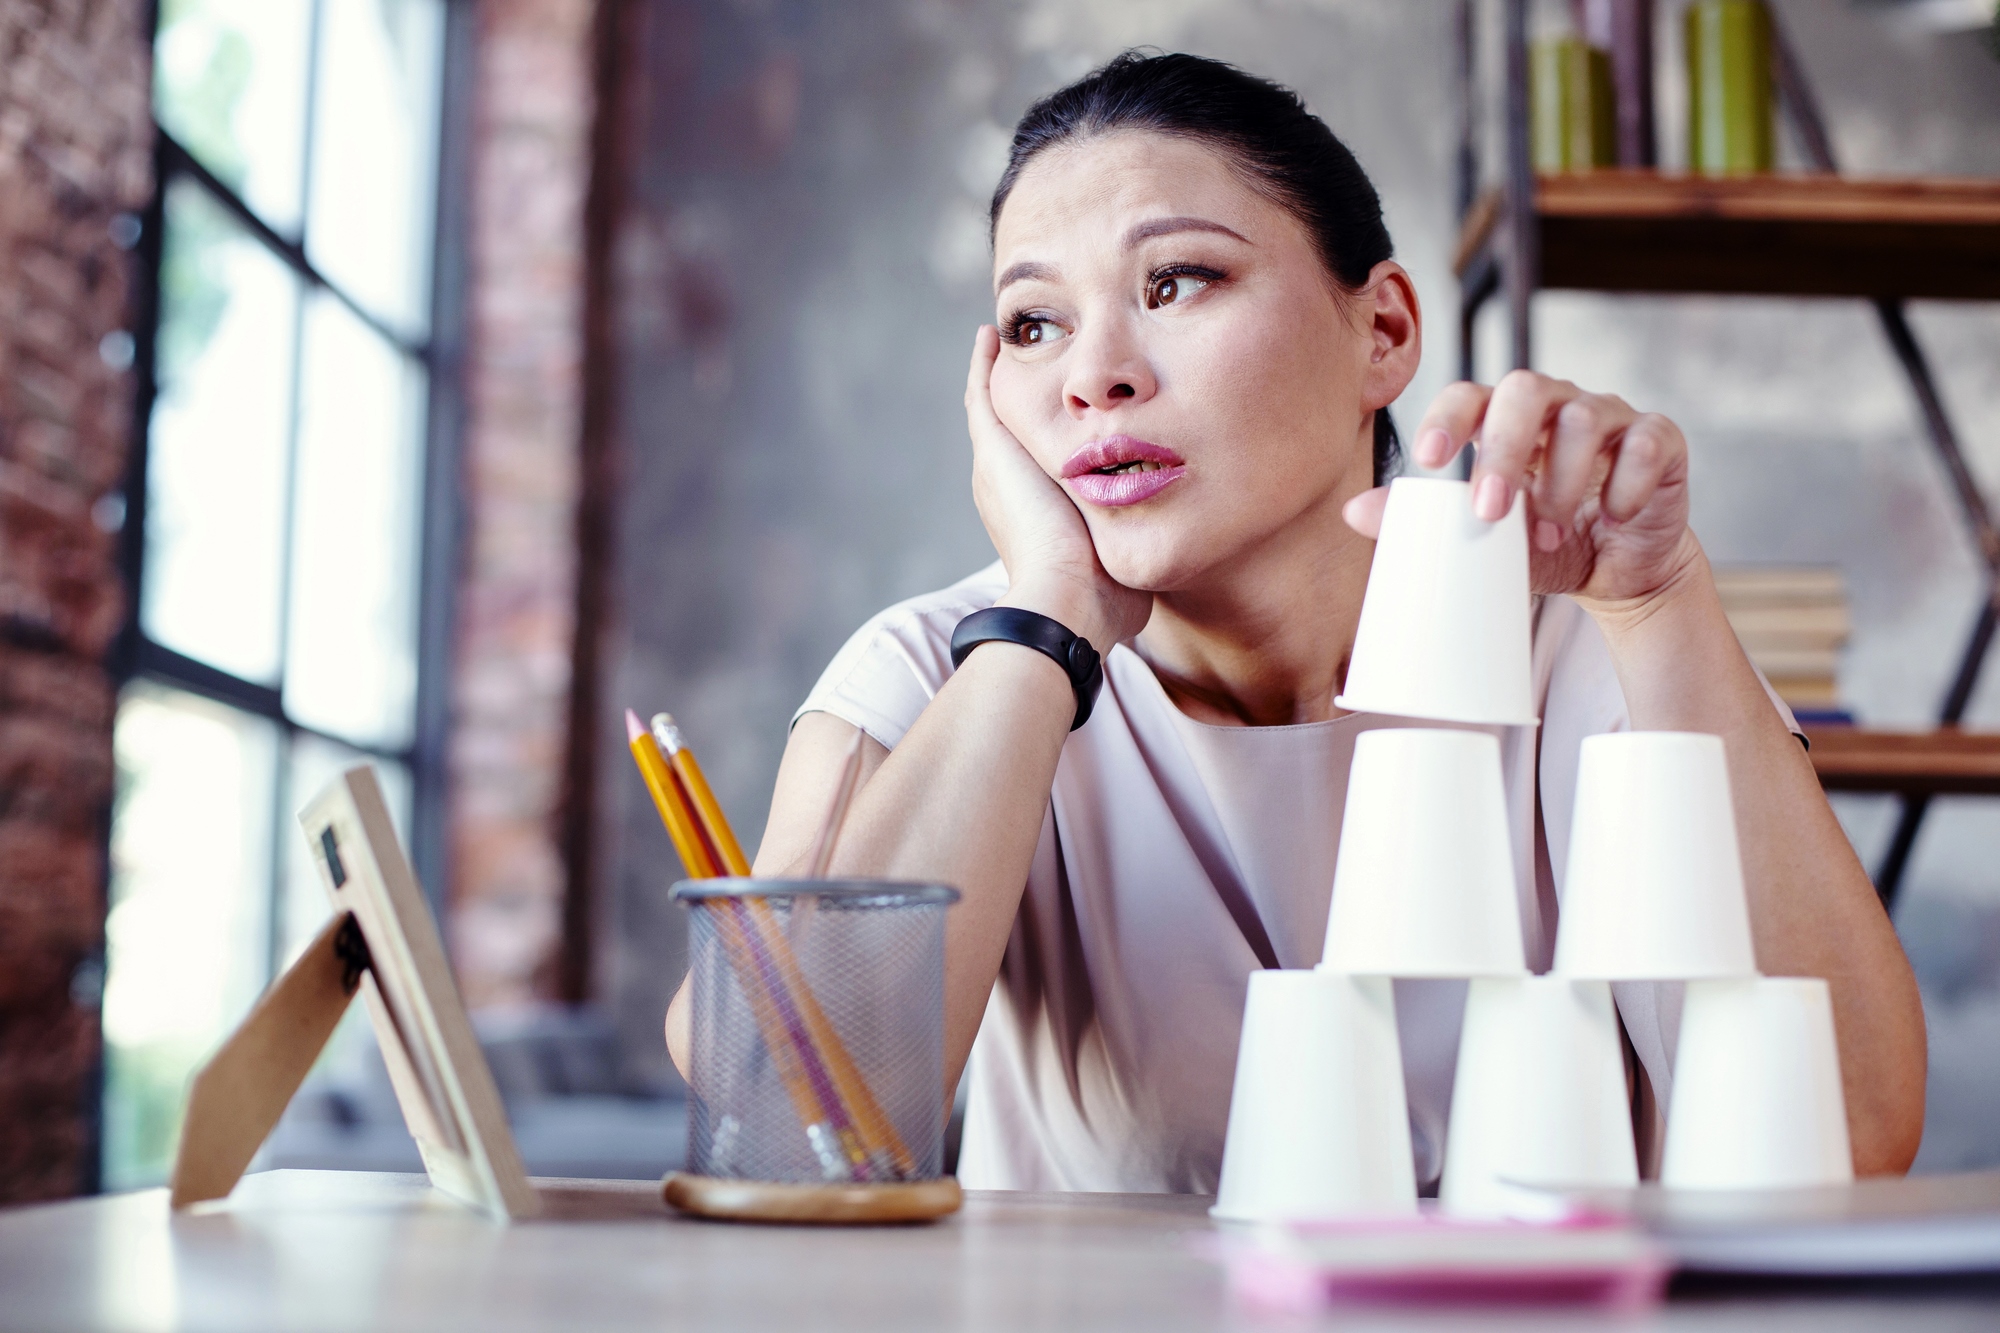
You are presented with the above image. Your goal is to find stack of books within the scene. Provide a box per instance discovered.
[1712,566,1852,725]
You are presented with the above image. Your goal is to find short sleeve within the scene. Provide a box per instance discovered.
[792,562,1008,751]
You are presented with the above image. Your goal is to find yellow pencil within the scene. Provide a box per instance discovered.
[626,709,852,1166]
[626,710,719,879]
[651,713,913,1179]
[652,714,752,876]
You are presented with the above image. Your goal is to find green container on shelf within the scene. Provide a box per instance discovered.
[1531,36,1617,172]
[1685,0,1774,175]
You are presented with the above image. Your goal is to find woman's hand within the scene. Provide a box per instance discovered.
[968,325,1152,648]
[1343,371,1700,611]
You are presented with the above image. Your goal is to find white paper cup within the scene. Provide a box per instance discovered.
[1662,977,1853,1191]
[1335,477,1537,727]
[1212,970,1417,1221]
[1552,732,1759,980]
[1440,977,1639,1217]
[1321,729,1528,978]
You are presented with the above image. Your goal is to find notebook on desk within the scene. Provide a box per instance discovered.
[1531,1173,2000,1275]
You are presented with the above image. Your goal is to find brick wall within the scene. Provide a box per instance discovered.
[449,0,598,1009]
[0,0,153,1203]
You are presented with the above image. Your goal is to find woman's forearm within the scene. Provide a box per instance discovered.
[1584,537,1926,1174]
[666,639,1076,1086]
[662,576,1122,1088]
[818,637,1076,1082]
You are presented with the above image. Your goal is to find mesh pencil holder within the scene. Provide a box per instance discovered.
[664,878,963,1224]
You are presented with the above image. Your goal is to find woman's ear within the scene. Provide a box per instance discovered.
[1358,260,1421,412]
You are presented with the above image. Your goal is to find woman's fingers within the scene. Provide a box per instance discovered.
[1469,370,1584,522]
[1424,372,1635,543]
[1415,374,1692,601]
[1411,380,1494,469]
[1342,485,1391,539]
[1537,391,1639,549]
[1601,413,1686,523]
[965,325,1005,438]
[966,325,1043,494]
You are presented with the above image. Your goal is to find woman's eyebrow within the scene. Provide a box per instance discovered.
[1123,216,1251,247]
[994,260,1058,295]
[992,217,1247,295]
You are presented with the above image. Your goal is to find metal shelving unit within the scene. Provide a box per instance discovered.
[1455,0,2000,905]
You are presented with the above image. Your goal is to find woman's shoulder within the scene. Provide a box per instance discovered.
[793,561,1009,748]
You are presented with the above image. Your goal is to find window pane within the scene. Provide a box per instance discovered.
[277,738,412,972]
[142,177,298,684]
[305,0,445,335]
[153,0,312,234]
[102,684,279,1191]
[283,293,425,748]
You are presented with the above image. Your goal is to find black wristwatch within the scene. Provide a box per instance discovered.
[950,607,1104,730]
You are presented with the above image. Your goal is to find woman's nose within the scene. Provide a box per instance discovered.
[1063,320,1157,418]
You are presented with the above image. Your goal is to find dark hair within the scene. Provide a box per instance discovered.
[991,51,1401,484]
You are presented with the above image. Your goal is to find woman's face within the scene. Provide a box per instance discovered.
[990,130,1418,593]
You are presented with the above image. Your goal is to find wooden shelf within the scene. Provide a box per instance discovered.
[1803,727,2000,795]
[1456,172,2000,301]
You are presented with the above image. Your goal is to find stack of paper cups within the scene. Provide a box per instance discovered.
[1553,730,1852,1192]
[1440,976,1639,1217]
[1335,477,1538,728]
[1322,728,1528,978]
[1663,977,1853,1190]
[1212,970,1418,1221]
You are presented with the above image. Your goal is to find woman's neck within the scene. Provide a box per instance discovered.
[1134,480,1375,727]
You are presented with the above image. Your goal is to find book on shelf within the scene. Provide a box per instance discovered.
[1712,566,1845,606]
[1764,676,1843,709]
[1714,565,1849,715]
[1737,647,1842,679]
[1724,603,1852,642]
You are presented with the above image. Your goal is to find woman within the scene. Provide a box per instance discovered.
[667,52,1925,1192]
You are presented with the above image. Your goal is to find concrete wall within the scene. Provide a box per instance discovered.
[598,0,2000,1167]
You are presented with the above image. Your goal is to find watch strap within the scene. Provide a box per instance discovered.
[949,607,1103,730]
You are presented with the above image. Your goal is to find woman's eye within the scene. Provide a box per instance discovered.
[1010,318,1066,346]
[1148,272,1212,308]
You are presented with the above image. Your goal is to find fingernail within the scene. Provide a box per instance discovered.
[1535,518,1563,552]
[1419,428,1452,466]
[1474,474,1510,520]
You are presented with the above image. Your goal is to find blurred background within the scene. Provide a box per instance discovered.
[1,0,1997,1203]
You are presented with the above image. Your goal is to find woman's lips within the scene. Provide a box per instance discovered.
[1060,435,1187,508]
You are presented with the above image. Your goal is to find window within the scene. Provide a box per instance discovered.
[102,0,453,1191]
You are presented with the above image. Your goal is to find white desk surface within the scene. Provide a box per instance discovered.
[3,1169,1999,1331]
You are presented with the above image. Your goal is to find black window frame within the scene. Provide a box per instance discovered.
[111,0,473,973]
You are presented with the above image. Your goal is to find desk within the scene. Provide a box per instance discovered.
[4,1170,1999,1330]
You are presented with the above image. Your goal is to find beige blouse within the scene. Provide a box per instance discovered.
[796,561,1794,1194]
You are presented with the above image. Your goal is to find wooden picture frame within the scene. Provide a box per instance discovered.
[170,766,536,1222]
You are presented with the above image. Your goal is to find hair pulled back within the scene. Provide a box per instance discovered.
[990,51,1401,483]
